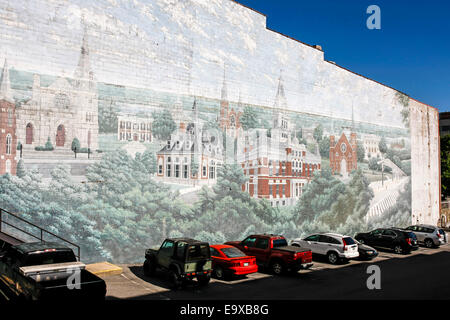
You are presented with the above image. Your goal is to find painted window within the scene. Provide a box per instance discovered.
[6,134,12,155]
[5,159,11,174]
[7,109,13,127]
[183,165,188,179]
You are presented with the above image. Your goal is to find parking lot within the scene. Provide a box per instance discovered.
[103,243,450,300]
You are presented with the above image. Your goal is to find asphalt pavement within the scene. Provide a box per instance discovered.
[103,243,450,300]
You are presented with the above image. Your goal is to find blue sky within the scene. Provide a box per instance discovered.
[237,0,450,112]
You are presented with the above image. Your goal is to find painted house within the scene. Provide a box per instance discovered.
[118,114,153,143]
[156,100,224,185]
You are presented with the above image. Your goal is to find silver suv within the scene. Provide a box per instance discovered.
[405,225,446,248]
[291,233,359,264]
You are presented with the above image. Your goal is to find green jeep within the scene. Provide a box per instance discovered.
[143,238,212,288]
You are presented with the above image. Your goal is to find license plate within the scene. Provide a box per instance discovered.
[244,263,249,266]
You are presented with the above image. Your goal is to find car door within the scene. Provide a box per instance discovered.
[252,238,271,263]
[368,229,384,247]
[157,240,175,269]
[381,229,397,248]
[240,236,258,256]
[317,235,333,255]
[302,234,320,254]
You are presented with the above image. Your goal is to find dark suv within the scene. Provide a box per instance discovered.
[355,228,418,254]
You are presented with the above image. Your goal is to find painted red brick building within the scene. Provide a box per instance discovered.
[238,75,321,207]
[0,59,17,175]
[329,131,357,178]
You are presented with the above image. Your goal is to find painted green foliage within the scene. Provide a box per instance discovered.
[441,135,450,198]
[151,108,177,141]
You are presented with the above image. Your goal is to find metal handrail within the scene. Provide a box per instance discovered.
[0,208,81,260]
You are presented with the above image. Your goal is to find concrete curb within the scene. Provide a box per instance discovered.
[86,262,123,277]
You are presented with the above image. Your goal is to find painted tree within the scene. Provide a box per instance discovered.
[71,138,81,152]
[379,137,388,154]
[151,108,177,141]
[313,124,323,142]
[357,143,365,163]
[45,137,54,150]
[239,106,259,130]
[294,165,346,224]
[16,159,26,178]
[319,136,330,158]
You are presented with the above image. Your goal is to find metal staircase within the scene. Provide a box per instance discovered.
[0,208,80,260]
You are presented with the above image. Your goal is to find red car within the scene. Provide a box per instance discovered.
[210,244,258,279]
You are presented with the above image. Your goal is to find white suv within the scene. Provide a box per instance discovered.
[291,233,359,264]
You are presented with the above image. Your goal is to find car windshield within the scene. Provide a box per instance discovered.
[272,238,288,247]
[343,237,356,245]
[221,247,246,258]
[186,244,210,261]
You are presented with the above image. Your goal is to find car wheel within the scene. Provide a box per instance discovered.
[169,270,182,289]
[291,243,300,247]
[327,252,339,264]
[197,274,211,286]
[214,266,225,280]
[394,245,403,254]
[424,239,434,248]
[270,260,284,275]
[143,259,155,276]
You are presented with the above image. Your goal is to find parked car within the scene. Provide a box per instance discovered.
[143,238,212,288]
[291,233,359,264]
[209,244,257,280]
[225,234,313,275]
[0,241,106,301]
[355,228,418,254]
[404,224,446,248]
[355,240,378,260]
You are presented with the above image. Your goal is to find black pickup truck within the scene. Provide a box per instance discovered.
[0,241,106,301]
[144,238,213,288]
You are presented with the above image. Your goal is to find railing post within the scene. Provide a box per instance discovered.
[40,229,43,241]
[0,208,2,233]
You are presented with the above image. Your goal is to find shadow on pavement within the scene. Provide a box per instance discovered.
[122,250,450,300]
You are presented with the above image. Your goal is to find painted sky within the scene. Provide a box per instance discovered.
[238,0,450,112]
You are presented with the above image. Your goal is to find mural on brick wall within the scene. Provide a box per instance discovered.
[0,0,413,263]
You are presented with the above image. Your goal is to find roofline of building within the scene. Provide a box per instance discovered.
[231,0,437,112]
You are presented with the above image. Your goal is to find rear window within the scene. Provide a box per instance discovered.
[343,237,356,245]
[22,250,76,267]
[186,244,210,261]
[272,238,288,247]
[221,247,246,258]
[438,229,445,235]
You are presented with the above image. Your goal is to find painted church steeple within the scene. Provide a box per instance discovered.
[0,59,13,103]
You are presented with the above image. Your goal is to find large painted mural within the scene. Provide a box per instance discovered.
[0,0,431,263]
